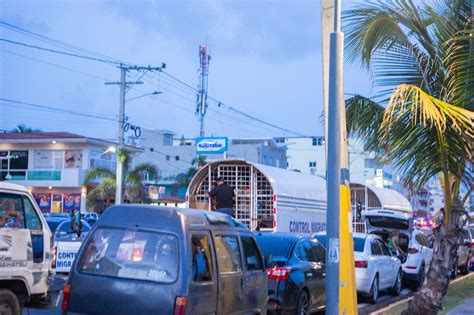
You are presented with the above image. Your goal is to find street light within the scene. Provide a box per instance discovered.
[125,91,162,103]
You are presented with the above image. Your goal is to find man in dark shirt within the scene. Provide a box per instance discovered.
[208,177,235,217]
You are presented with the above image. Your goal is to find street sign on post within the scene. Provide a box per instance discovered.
[196,137,228,155]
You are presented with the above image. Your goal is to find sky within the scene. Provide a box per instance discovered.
[0,0,371,140]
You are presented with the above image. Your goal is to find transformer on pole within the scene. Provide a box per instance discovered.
[196,44,211,137]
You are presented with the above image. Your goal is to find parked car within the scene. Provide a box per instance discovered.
[452,228,472,278]
[314,232,401,304]
[52,219,91,273]
[364,209,433,288]
[62,206,268,315]
[255,232,326,314]
[82,212,99,226]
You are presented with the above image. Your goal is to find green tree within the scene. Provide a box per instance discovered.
[343,0,473,312]
[171,156,207,194]
[83,149,158,213]
[12,124,41,133]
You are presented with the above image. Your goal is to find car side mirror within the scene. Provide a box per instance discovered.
[264,254,272,269]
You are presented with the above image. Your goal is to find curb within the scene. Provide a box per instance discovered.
[370,273,474,315]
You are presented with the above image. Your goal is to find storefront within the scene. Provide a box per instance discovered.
[30,187,86,214]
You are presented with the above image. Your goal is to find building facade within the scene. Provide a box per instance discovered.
[0,132,124,213]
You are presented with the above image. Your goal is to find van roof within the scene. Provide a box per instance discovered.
[97,205,249,233]
[0,182,29,193]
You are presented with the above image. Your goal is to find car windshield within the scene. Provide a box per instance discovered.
[57,220,90,233]
[79,228,179,283]
[255,235,295,259]
[353,237,366,252]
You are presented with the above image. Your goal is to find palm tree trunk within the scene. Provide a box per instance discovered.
[403,209,463,314]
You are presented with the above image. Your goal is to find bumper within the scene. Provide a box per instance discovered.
[267,280,297,315]
[355,269,373,295]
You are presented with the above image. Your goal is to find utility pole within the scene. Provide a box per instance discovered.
[106,64,165,205]
[323,0,358,314]
[196,44,211,137]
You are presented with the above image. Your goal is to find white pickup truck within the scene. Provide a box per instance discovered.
[0,182,53,314]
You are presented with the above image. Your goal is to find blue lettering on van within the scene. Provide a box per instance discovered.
[289,221,326,234]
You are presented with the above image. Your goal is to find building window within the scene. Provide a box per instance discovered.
[275,138,285,144]
[309,161,317,168]
[90,149,116,171]
[0,150,28,180]
[166,155,170,161]
[312,137,324,146]
[175,156,180,161]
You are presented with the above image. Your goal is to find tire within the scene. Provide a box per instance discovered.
[0,289,21,315]
[368,275,379,304]
[451,259,458,279]
[414,263,425,290]
[390,269,402,296]
[460,255,470,275]
[295,290,309,315]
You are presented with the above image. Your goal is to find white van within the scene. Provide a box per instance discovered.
[0,182,53,313]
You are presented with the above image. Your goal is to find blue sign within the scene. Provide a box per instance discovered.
[196,137,228,154]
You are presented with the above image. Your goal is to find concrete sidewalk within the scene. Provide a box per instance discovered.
[447,297,474,315]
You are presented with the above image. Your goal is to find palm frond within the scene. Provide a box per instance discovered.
[83,167,115,185]
[345,95,385,153]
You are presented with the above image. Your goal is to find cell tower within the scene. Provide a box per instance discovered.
[196,44,211,137]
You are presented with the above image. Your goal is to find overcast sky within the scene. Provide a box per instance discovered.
[0,0,371,140]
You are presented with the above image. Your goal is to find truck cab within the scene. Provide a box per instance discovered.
[0,182,53,313]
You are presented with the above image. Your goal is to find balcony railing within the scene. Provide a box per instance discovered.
[1,170,61,181]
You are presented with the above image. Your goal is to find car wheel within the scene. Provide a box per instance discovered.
[391,269,402,296]
[295,290,309,315]
[451,259,458,279]
[0,289,21,315]
[414,263,425,290]
[368,275,379,304]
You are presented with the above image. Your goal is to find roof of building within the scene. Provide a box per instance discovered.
[0,132,85,140]
[0,132,142,151]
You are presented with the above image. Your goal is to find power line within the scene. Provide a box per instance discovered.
[0,38,122,66]
[0,48,108,80]
[0,21,126,64]
[0,98,117,122]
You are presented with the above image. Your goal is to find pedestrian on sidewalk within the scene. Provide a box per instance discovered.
[208,177,235,217]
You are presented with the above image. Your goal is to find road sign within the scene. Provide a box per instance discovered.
[196,137,228,154]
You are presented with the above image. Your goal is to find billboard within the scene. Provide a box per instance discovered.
[196,137,228,154]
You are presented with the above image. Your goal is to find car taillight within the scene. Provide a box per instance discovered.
[52,246,57,268]
[405,266,417,269]
[267,267,291,280]
[408,247,419,254]
[355,260,368,268]
[174,296,187,315]
[62,284,71,311]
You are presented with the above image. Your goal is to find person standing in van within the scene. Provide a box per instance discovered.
[208,177,235,217]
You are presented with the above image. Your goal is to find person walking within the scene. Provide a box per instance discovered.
[208,177,235,217]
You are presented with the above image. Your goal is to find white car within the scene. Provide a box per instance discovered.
[353,233,402,303]
[364,209,433,289]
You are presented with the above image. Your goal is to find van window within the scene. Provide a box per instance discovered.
[0,193,25,228]
[192,234,212,282]
[241,237,263,271]
[79,228,178,283]
[22,196,42,230]
[215,236,242,273]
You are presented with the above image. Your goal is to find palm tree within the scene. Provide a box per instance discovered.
[343,0,473,313]
[12,124,41,133]
[83,149,158,213]
[172,156,207,194]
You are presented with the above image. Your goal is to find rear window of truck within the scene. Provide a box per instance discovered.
[78,228,178,283]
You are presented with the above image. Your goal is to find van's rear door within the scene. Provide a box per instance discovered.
[187,231,217,314]
[68,227,181,315]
